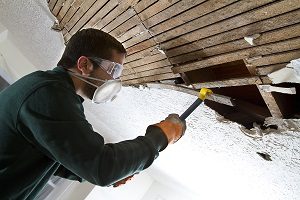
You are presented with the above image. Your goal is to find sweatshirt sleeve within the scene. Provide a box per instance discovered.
[17,83,168,186]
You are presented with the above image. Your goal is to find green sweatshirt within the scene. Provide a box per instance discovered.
[0,67,168,200]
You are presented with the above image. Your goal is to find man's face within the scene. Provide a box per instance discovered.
[81,50,126,100]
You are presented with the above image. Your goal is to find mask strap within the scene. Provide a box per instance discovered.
[66,70,106,88]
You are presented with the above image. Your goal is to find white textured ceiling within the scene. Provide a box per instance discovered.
[84,86,300,200]
[1,1,300,199]
[0,0,64,69]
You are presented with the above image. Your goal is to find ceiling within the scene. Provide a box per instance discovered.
[47,0,300,129]
[1,0,300,199]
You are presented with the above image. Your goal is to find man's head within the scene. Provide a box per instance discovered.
[57,29,126,100]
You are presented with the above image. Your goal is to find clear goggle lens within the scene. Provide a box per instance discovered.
[89,57,123,79]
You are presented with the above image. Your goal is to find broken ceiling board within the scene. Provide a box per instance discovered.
[257,86,284,118]
[145,83,234,107]
[121,66,172,81]
[122,72,180,85]
[256,63,288,76]
[271,84,300,118]
[172,39,300,74]
[169,20,300,64]
[184,60,251,84]
[193,77,262,89]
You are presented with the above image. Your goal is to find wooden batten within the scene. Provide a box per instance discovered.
[193,77,262,89]
[48,0,300,123]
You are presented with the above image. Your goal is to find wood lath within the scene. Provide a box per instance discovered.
[48,0,300,129]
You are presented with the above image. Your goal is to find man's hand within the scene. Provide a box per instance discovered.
[155,114,186,144]
[113,175,134,187]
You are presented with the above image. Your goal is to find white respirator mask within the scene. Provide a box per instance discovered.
[66,57,123,104]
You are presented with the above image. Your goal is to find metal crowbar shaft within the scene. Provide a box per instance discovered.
[179,88,213,120]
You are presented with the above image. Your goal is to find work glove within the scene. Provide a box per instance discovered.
[155,114,186,144]
[113,175,135,187]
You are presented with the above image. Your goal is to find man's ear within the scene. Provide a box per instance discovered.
[77,56,94,75]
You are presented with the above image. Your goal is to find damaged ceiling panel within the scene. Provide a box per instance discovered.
[48,0,300,131]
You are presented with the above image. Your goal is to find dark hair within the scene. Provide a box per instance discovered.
[57,29,126,68]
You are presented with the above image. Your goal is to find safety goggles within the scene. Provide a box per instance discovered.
[88,57,123,79]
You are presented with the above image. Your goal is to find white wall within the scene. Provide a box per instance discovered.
[0,24,37,82]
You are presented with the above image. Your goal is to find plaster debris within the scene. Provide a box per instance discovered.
[244,34,260,45]
[268,58,300,84]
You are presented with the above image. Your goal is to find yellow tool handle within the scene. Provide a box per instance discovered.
[179,88,212,120]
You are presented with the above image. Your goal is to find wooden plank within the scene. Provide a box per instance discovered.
[117,24,147,42]
[151,0,239,36]
[48,0,58,11]
[126,38,157,55]
[256,63,288,75]
[245,58,283,119]
[137,0,181,21]
[128,0,282,54]
[123,30,152,48]
[52,0,64,16]
[127,0,272,55]
[133,0,158,14]
[113,0,179,44]
[145,83,235,107]
[161,0,300,50]
[258,87,283,118]
[121,66,172,81]
[123,73,180,85]
[57,0,76,20]
[67,0,109,36]
[172,37,300,73]
[109,14,141,38]
[125,47,160,63]
[64,0,97,31]
[59,0,85,28]
[249,50,300,67]
[167,10,300,63]
[123,59,171,74]
[82,0,119,29]
[143,0,206,28]
[124,52,167,69]
[102,8,136,33]
[93,0,138,30]
[193,77,262,89]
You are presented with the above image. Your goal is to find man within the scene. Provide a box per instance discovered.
[0,29,186,199]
